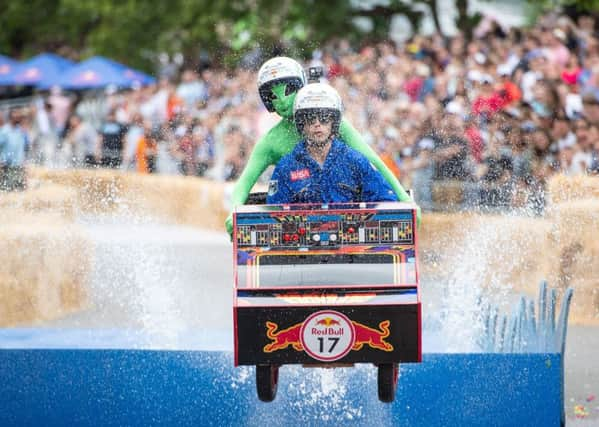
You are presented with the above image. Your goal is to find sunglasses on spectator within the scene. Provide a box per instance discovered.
[305,112,335,125]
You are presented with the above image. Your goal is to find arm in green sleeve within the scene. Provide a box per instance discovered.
[338,119,421,227]
[339,119,410,202]
[225,134,276,235]
[230,138,274,207]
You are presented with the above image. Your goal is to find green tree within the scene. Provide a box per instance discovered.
[0,0,488,72]
[527,0,599,9]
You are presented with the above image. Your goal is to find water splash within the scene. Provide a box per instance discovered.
[422,216,496,352]
[76,214,231,347]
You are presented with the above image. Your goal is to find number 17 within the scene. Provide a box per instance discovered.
[318,337,340,353]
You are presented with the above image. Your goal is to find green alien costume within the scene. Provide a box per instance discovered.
[225,81,419,235]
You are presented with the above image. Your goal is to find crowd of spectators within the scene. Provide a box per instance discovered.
[1,12,599,213]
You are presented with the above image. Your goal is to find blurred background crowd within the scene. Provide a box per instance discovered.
[2,11,599,213]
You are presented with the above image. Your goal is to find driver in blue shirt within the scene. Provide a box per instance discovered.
[267,83,397,204]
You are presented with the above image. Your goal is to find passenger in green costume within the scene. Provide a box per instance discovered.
[225,57,418,234]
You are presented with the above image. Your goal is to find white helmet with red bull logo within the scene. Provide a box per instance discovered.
[293,83,343,136]
[257,57,306,112]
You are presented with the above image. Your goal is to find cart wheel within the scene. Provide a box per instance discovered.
[377,363,399,403]
[256,364,279,402]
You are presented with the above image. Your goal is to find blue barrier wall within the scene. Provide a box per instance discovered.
[0,348,561,427]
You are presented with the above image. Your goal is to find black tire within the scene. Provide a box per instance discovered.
[377,363,399,403]
[256,364,279,402]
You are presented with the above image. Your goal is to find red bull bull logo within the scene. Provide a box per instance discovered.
[264,321,303,353]
[351,320,393,351]
[315,317,341,326]
[264,311,393,359]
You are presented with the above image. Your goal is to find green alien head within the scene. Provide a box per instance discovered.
[257,56,306,119]
[270,83,298,119]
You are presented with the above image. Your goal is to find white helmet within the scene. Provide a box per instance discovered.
[257,57,306,112]
[293,83,343,135]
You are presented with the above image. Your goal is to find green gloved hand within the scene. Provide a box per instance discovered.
[225,212,234,239]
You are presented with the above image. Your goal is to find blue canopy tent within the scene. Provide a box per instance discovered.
[54,56,155,89]
[117,63,155,87]
[0,54,19,84]
[0,53,74,87]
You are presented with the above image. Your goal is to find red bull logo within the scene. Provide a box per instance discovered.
[264,316,393,355]
[351,320,393,351]
[264,321,303,352]
[24,68,40,79]
[315,317,341,327]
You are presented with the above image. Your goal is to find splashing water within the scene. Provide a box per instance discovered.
[229,364,390,426]
[75,212,536,351]
[420,212,547,353]
[63,214,231,349]
[84,220,186,346]
[77,212,529,353]
[46,210,554,424]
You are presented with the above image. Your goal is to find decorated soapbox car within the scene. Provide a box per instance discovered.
[233,195,421,402]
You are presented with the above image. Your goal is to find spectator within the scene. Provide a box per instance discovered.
[409,123,437,210]
[557,139,578,175]
[571,118,595,174]
[478,125,514,209]
[582,92,599,125]
[192,119,215,177]
[528,127,555,213]
[47,86,72,137]
[561,55,582,85]
[166,83,184,123]
[0,109,29,191]
[223,125,249,181]
[434,114,472,181]
[135,122,158,174]
[590,135,599,174]
[544,28,571,68]
[551,114,576,149]
[472,75,507,120]
[511,124,534,186]
[97,109,127,168]
[3,11,599,215]
[63,114,98,167]
[33,97,58,167]
[174,124,196,176]
[176,69,208,112]
[123,113,144,170]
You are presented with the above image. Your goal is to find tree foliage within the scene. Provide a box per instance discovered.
[527,0,599,10]
[0,0,481,72]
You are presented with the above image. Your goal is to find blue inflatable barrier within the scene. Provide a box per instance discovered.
[0,283,570,426]
[0,344,561,427]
